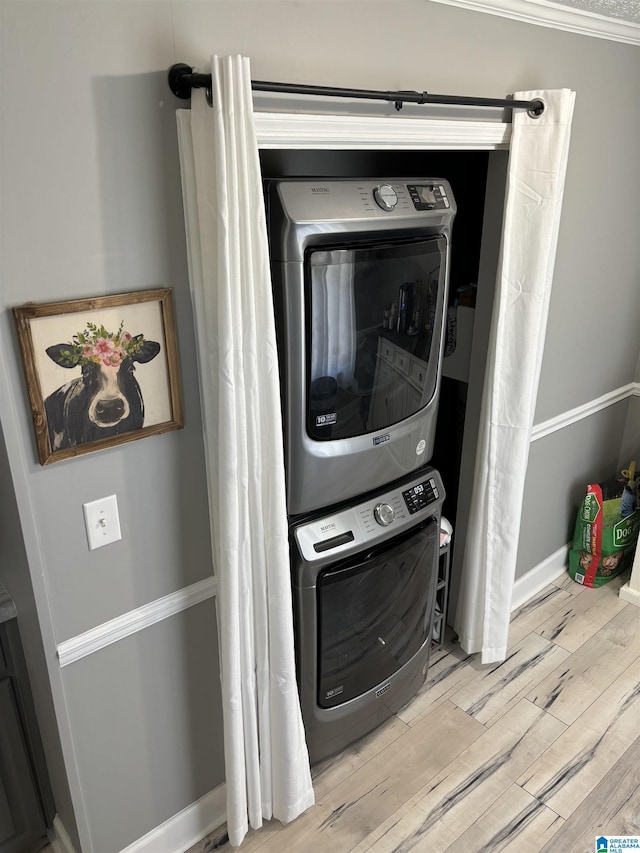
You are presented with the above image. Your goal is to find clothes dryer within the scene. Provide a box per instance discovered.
[267,179,456,515]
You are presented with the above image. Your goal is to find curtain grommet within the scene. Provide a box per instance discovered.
[528,99,545,119]
[206,87,214,108]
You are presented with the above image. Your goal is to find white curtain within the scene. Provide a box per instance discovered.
[310,262,356,387]
[176,55,314,846]
[454,89,576,664]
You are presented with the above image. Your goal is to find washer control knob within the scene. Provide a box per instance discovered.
[373,184,398,211]
[374,503,396,526]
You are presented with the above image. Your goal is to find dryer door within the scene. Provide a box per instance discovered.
[306,237,447,440]
[316,517,438,708]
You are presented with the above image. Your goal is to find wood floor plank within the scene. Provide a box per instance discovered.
[535,573,628,652]
[552,573,589,597]
[354,699,566,852]
[541,732,640,852]
[193,821,276,853]
[449,632,570,727]
[250,701,484,853]
[397,642,478,726]
[508,583,574,649]
[518,654,640,818]
[311,712,410,799]
[527,603,640,725]
[442,783,564,853]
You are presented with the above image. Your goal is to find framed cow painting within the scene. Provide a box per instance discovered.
[13,288,183,464]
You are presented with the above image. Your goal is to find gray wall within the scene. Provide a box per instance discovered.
[520,403,631,573]
[0,2,639,851]
[619,396,640,471]
[0,3,224,851]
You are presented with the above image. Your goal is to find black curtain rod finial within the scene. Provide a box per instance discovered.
[168,63,194,100]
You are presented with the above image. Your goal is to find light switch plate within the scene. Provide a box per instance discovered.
[83,494,121,550]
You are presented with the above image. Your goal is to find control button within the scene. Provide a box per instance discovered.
[374,503,396,526]
[373,185,398,211]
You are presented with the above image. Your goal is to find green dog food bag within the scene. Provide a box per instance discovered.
[568,478,640,588]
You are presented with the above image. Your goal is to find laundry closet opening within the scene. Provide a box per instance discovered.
[260,147,508,626]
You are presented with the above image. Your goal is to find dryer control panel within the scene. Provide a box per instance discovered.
[267,179,456,263]
[407,183,451,211]
[370,183,451,212]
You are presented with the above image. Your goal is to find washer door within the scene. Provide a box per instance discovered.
[316,517,438,708]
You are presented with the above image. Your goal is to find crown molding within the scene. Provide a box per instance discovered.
[428,0,640,44]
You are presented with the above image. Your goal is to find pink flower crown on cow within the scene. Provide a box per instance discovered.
[56,321,148,368]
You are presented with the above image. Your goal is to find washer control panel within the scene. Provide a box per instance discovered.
[402,477,440,514]
[293,468,444,564]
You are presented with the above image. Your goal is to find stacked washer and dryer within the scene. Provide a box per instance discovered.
[266,179,456,763]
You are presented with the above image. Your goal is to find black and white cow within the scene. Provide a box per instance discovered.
[44,340,161,450]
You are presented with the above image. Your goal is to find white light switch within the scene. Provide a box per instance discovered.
[83,494,122,550]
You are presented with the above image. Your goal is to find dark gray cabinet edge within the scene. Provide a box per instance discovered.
[1,620,55,825]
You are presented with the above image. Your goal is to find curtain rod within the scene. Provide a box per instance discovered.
[167,63,545,116]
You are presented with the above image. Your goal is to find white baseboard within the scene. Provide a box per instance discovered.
[119,783,227,853]
[511,543,570,611]
[619,582,640,607]
[49,815,78,853]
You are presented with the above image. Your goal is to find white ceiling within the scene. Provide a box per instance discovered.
[430,0,640,43]
[558,0,640,24]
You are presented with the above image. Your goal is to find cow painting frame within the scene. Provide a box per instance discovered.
[13,288,183,465]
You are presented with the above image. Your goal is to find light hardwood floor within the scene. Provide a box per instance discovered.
[193,569,640,853]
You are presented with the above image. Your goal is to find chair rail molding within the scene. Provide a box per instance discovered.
[56,577,217,667]
[531,382,637,442]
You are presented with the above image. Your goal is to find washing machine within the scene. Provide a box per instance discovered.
[290,466,444,763]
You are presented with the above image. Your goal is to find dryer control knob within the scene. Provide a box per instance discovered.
[374,503,396,526]
[373,184,398,211]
